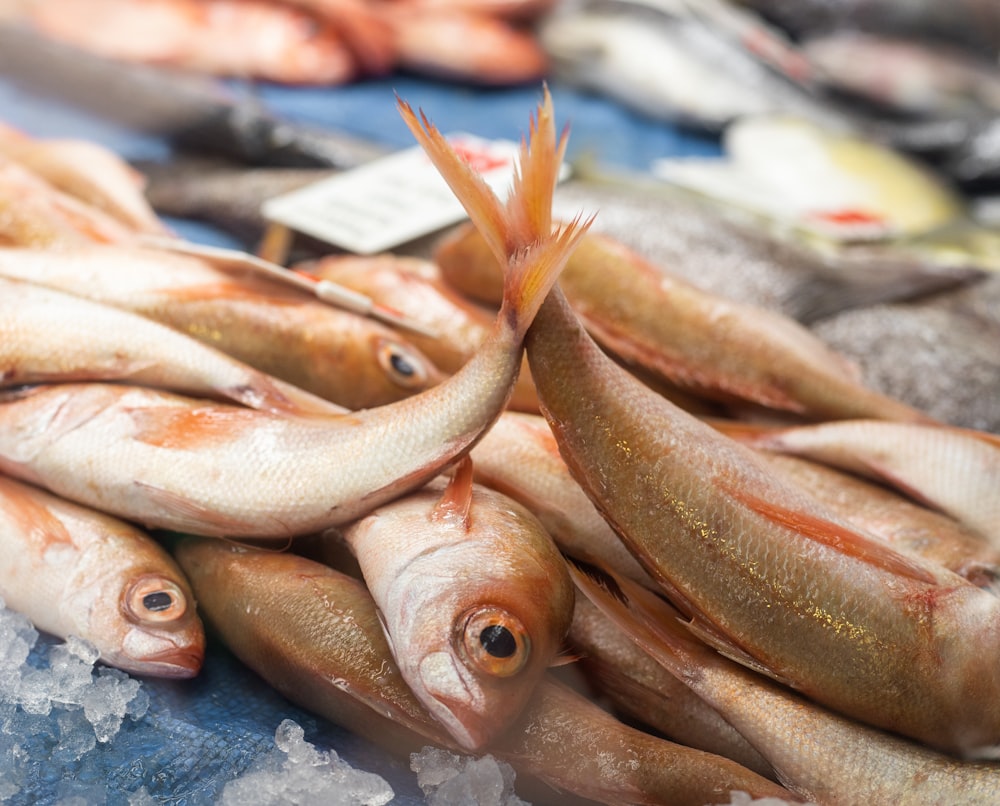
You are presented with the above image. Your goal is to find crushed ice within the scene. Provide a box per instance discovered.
[0,611,149,745]
[218,719,394,806]
[411,746,528,806]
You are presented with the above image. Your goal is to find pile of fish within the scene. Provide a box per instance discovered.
[3,0,553,86]
[4,87,1000,806]
[539,0,1000,193]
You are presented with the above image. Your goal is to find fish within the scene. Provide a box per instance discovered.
[174,536,799,804]
[0,474,203,678]
[0,122,169,235]
[0,275,345,418]
[25,0,359,85]
[802,32,1000,120]
[281,0,396,76]
[384,6,549,86]
[809,275,1000,433]
[728,419,1000,546]
[568,592,775,780]
[522,262,1000,754]
[0,88,584,538]
[573,558,1000,806]
[0,244,445,410]
[136,157,337,245]
[468,411,654,585]
[298,253,541,412]
[0,156,136,247]
[733,0,1000,57]
[0,22,388,169]
[338,458,575,750]
[435,216,935,422]
[537,0,841,132]
[753,450,1000,587]
[438,168,985,323]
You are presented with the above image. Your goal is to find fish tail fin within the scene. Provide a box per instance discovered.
[398,86,592,339]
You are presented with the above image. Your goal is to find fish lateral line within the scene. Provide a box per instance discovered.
[721,480,939,585]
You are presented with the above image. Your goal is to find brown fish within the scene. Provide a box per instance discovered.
[174,537,798,805]
[436,219,934,422]
[0,244,444,410]
[299,252,541,412]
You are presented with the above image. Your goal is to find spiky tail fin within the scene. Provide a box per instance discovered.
[398,86,592,339]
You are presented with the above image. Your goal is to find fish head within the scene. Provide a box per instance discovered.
[114,571,206,678]
[374,484,575,751]
[68,552,205,679]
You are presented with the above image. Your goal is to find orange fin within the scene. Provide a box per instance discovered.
[398,88,593,337]
[724,482,938,585]
[432,456,475,530]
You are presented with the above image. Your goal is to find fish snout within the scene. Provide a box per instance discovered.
[119,625,206,679]
[416,650,497,752]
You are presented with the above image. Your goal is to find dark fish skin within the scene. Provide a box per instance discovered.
[736,0,1000,56]
[550,178,978,323]
[136,156,337,244]
[809,274,1000,434]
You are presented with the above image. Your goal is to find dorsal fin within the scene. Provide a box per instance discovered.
[432,456,475,530]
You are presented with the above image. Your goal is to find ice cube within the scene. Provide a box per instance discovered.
[411,746,528,806]
[218,719,395,806]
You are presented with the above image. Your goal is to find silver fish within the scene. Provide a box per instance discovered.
[538,0,841,132]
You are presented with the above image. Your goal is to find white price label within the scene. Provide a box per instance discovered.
[262,134,561,254]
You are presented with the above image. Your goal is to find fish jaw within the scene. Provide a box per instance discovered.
[413,650,493,751]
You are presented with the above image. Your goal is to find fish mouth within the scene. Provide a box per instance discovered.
[417,651,495,751]
[130,647,205,679]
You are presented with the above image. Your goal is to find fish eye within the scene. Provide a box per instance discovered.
[123,575,189,624]
[460,606,530,678]
[376,338,430,390]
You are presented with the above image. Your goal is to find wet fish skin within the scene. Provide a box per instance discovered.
[175,537,799,805]
[755,451,1000,587]
[0,245,445,410]
[568,593,775,780]
[734,419,1000,547]
[385,6,548,86]
[0,275,345,418]
[0,122,169,235]
[27,0,359,85]
[0,157,135,247]
[300,253,541,412]
[574,560,1000,806]
[437,219,933,422]
[524,283,1000,755]
[137,157,337,244]
[340,464,575,751]
[0,474,204,678]
[469,411,653,585]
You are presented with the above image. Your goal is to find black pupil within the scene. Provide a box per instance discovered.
[143,592,174,612]
[389,351,416,377]
[480,625,517,658]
